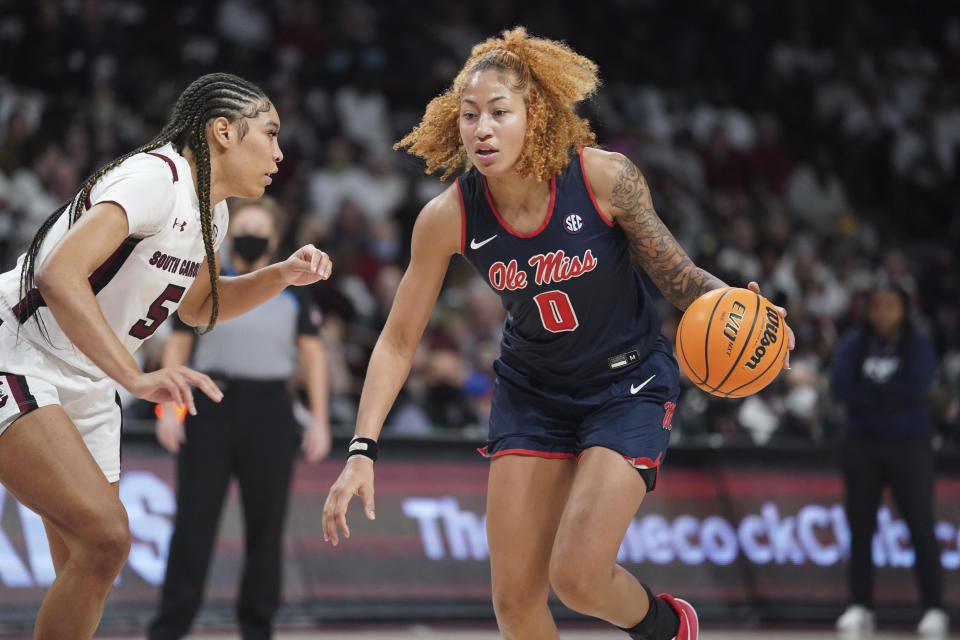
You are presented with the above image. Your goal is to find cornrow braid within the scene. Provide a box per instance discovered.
[20,72,271,338]
[18,131,178,340]
[191,111,220,335]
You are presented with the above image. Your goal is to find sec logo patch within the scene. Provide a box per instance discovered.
[563,213,583,234]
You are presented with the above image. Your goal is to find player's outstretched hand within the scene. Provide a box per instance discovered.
[747,281,795,369]
[322,456,375,546]
[280,244,332,286]
[127,366,223,416]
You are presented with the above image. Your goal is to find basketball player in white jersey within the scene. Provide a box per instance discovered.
[0,73,332,640]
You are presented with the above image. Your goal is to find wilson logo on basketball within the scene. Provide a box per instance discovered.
[675,287,787,398]
[563,213,583,233]
[744,306,781,370]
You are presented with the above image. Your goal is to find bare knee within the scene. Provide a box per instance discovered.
[492,580,550,629]
[90,521,131,577]
[72,507,131,581]
[549,550,607,616]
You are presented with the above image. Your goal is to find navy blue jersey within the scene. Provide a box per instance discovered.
[457,150,661,390]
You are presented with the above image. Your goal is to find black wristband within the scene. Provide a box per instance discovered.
[347,437,378,462]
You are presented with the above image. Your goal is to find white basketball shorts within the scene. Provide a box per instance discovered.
[0,319,122,482]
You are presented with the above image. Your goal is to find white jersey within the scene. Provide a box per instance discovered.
[0,143,229,379]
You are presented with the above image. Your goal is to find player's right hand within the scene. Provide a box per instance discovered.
[127,366,223,416]
[322,456,376,546]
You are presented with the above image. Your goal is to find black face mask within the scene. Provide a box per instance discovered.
[233,235,270,263]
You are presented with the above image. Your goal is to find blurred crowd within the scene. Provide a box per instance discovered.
[0,0,958,448]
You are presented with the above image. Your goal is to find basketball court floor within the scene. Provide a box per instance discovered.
[96,626,945,639]
[114,632,935,639]
[181,633,929,639]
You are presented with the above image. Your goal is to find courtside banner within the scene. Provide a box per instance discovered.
[0,454,958,616]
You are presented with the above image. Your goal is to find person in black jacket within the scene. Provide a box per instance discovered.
[831,282,947,637]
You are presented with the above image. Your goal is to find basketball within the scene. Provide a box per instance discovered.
[675,287,788,398]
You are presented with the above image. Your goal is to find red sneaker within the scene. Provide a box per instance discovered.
[658,593,699,640]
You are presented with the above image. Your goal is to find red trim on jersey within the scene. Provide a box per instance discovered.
[455,180,467,255]
[146,152,179,182]
[481,174,556,238]
[579,147,614,227]
[12,289,44,324]
[623,451,663,469]
[88,237,141,294]
[477,446,576,459]
[575,449,662,469]
[13,237,141,324]
[4,374,37,412]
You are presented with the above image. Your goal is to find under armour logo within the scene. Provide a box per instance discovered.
[172,218,187,232]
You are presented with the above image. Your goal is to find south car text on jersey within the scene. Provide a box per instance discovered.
[148,251,202,278]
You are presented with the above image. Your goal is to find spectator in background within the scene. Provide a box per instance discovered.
[303,136,367,235]
[0,0,955,456]
[785,145,853,236]
[831,282,946,637]
[150,197,331,640]
[744,114,795,197]
[422,346,476,430]
[715,214,762,285]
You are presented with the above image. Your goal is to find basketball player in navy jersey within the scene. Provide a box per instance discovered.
[323,28,793,640]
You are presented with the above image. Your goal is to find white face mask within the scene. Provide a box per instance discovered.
[785,385,818,418]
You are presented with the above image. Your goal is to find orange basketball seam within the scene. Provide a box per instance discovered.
[676,311,705,385]
[710,290,761,395]
[701,288,732,387]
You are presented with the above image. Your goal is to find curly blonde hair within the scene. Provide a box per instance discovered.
[395,26,600,182]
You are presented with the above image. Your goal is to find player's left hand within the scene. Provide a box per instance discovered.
[280,244,332,285]
[302,420,332,463]
[747,281,794,369]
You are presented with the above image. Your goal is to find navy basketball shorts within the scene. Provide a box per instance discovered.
[481,335,680,491]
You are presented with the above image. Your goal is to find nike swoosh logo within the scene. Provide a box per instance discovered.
[630,374,656,395]
[470,235,497,249]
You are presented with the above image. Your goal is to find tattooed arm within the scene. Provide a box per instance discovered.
[581,147,725,310]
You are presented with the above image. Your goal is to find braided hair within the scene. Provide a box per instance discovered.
[20,72,272,335]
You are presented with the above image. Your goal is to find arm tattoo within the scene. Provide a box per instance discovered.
[611,157,725,310]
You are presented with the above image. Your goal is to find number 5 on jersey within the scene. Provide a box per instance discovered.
[129,284,186,339]
[533,290,579,333]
